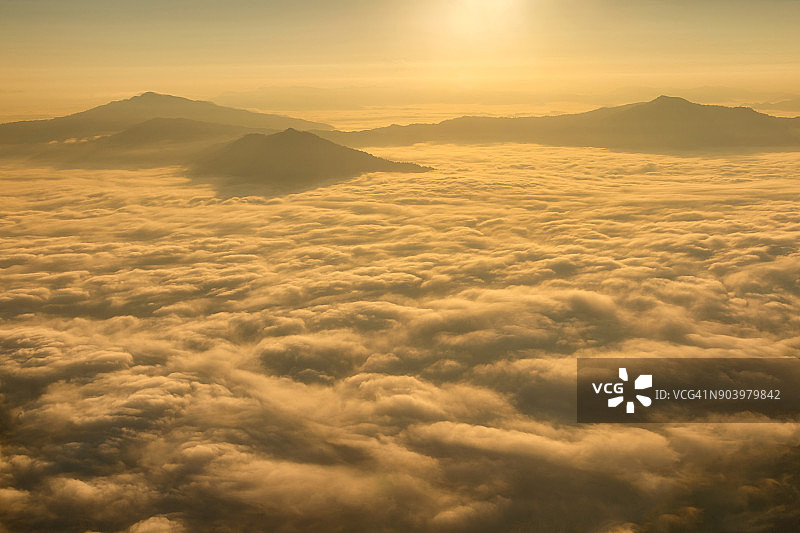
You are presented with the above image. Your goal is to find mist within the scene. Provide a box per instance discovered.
[1,142,799,531]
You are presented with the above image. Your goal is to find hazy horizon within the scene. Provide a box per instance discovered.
[3,87,800,134]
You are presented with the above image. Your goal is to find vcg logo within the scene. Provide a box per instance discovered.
[592,367,653,413]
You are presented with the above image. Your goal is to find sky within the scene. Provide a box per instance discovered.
[2,0,800,120]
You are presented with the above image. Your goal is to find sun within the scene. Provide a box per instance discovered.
[445,0,521,37]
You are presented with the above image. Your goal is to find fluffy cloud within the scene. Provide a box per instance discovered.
[1,144,799,531]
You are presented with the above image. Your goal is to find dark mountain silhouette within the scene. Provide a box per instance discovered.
[192,129,431,189]
[751,96,800,113]
[0,92,332,144]
[317,96,800,151]
[0,118,261,170]
[4,94,798,167]
[103,117,254,147]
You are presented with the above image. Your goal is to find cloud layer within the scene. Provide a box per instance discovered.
[1,145,799,532]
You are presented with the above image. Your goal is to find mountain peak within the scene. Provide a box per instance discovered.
[132,91,164,99]
[128,91,187,103]
[192,129,430,187]
[276,127,328,139]
[650,95,693,105]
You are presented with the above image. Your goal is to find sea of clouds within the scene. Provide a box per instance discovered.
[1,144,799,532]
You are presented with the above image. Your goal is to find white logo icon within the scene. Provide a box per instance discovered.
[608,367,652,413]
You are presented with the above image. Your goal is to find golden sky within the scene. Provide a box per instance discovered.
[2,0,800,119]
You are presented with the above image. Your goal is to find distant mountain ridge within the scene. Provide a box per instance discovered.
[192,128,430,189]
[317,95,800,151]
[751,96,800,113]
[2,93,799,162]
[0,92,332,144]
